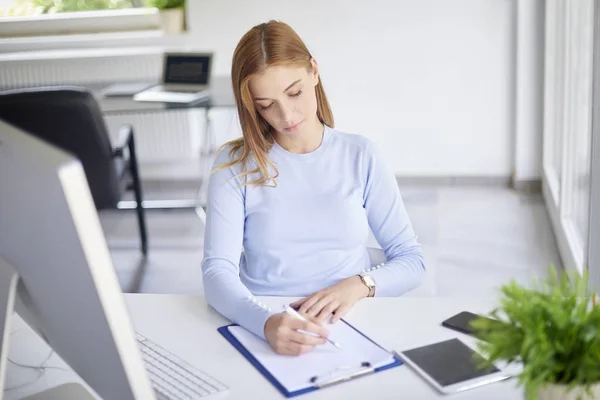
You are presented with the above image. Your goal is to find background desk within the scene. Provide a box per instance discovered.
[0,77,236,213]
[99,76,236,216]
[95,76,235,115]
[93,76,236,213]
[4,295,523,400]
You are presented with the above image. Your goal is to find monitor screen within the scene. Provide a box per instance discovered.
[164,54,211,85]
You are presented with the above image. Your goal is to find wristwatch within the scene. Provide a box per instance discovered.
[359,274,376,297]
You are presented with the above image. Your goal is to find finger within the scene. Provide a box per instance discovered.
[289,297,307,308]
[288,329,326,346]
[305,295,334,318]
[286,317,330,338]
[285,342,314,356]
[331,303,352,323]
[300,319,329,338]
[273,339,288,355]
[316,300,340,323]
[298,294,322,315]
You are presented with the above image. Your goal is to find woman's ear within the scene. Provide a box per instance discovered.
[309,58,320,86]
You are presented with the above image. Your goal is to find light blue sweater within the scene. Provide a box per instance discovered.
[201,125,425,339]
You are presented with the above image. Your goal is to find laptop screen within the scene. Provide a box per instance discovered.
[163,54,211,85]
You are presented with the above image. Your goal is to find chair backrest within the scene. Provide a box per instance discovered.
[0,86,121,209]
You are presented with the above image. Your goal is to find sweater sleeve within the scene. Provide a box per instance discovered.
[201,149,277,339]
[361,140,426,296]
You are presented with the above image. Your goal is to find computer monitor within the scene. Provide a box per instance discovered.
[0,119,156,399]
[163,52,212,86]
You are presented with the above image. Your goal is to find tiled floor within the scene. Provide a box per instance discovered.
[99,184,562,297]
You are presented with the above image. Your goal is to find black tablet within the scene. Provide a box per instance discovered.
[400,338,511,394]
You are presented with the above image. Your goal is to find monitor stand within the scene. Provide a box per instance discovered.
[0,256,94,399]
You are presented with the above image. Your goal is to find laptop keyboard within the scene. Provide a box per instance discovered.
[136,333,229,399]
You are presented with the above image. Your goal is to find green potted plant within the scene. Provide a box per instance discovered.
[147,0,185,34]
[471,268,600,400]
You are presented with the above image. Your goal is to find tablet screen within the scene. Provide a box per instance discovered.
[402,338,500,387]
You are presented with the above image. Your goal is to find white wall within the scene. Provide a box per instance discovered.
[0,0,537,180]
[184,0,515,177]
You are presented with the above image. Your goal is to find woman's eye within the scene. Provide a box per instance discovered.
[291,90,303,97]
[259,103,273,111]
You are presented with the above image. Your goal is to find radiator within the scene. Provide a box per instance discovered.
[104,109,205,162]
[0,48,163,87]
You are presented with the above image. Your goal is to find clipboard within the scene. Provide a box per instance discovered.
[218,320,402,397]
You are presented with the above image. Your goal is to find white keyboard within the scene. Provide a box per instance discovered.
[136,333,229,399]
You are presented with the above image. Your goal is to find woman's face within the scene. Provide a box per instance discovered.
[249,60,320,137]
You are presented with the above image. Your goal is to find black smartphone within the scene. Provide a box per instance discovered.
[441,311,498,337]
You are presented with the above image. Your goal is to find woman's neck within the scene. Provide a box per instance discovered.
[273,119,325,154]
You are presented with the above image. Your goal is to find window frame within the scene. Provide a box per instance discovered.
[0,5,186,52]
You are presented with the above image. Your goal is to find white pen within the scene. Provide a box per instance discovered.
[283,305,343,350]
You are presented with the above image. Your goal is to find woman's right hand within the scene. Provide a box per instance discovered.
[264,313,329,356]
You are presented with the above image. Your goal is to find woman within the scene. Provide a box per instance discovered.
[201,20,425,356]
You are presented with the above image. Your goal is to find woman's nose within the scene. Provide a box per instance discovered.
[279,102,294,123]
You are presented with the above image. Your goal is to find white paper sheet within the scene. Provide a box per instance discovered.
[228,319,396,393]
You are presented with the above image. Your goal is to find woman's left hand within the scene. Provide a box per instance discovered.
[289,276,370,324]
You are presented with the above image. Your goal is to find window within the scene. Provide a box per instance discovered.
[0,0,185,38]
[543,0,595,274]
[0,0,174,17]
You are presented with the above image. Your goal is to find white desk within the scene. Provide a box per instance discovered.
[4,295,523,400]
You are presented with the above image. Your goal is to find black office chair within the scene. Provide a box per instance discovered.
[0,86,148,257]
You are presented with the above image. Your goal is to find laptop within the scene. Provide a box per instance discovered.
[133,52,213,103]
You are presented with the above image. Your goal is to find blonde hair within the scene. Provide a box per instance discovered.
[216,20,334,186]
